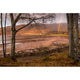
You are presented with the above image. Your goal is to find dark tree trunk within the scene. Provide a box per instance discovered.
[72,14,79,61]
[11,24,16,60]
[10,13,16,60]
[67,13,79,61]
[67,14,74,58]
[4,13,7,57]
[10,13,21,61]
[11,23,16,60]
[1,13,6,57]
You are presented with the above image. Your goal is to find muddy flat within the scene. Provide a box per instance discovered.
[0,35,69,56]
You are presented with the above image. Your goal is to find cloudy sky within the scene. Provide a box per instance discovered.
[56,13,67,23]
[0,13,67,27]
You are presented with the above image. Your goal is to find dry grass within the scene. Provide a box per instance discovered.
[48,34,68,37]
[0,47,80,66]
[23,51,80,67]
[45,32,68,37]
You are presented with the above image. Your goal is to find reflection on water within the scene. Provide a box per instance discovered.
[0,36,11,44]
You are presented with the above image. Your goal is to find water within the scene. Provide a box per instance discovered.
[0,36,11,44]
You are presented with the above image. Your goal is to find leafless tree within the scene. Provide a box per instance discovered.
[10,13,55,60]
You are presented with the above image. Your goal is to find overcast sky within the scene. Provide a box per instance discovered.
[0,13,67,27]
[56,13,67,23]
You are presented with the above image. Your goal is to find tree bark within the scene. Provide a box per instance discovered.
[67,13,79,61]
[11,24,16,60]
[72,14,79,61]
[67,14,74,58]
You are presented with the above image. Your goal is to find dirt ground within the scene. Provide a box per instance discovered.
[0,35,69,56]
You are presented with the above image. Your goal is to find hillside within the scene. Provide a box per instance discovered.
[0,23,68,35]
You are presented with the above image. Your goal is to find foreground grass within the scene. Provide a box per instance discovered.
[0,48,80,66]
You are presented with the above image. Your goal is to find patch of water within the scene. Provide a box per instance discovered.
[0,48,2,50]
[0,36,11,44]
[16,43,22,45]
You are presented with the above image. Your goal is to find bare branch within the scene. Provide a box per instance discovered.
[14,13,22,24]
[10,13,14,24]
[16,19,34,33]
[16,13,55,33]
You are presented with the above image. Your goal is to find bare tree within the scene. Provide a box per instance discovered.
[10,13,21,60]
[10,13,55,60]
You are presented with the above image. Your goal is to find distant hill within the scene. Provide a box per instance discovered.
[16,23,68,35]
[0,23,75,35]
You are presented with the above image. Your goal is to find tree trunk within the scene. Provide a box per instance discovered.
[11,24,16,60]
[10,13,22,61]
[1,13,6,57]
[67,13,79,61]
[72,14,79,61]
[4,13,7,57]
[67,14,74,58]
